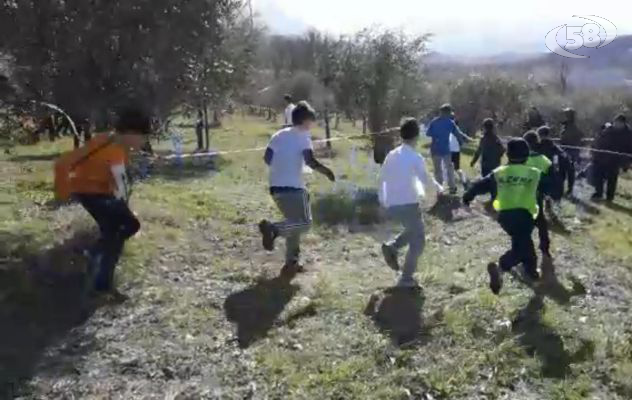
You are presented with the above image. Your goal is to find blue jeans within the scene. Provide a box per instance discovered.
[74,194,140,291]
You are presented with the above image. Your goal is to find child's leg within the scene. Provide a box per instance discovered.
[432,155,445,186]
[273,190,312,265]
[535,198,551,256]
[76,195,140,291]
[444,155,457,191]
[387,205,425,284]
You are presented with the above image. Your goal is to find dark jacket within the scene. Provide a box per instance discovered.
[471,132,505,175]
[538,138,570,200]
[593,125,632,170]
[560,122,585,147]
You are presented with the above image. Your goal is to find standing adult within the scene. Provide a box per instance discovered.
[283,94,296,127]
[426,104,471,194]
[560,108,584,195]
[591,115,632,202]
[195,110,204,151]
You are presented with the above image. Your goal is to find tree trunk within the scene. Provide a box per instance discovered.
[334,113,340,130]
[203,101,210,151]
[362,115,367,134]
[324,108,332,150]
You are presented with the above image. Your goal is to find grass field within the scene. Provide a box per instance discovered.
[1,115,632,399]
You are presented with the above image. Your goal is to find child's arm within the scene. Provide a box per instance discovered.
[415,156,443,192]
[303,150,335,182]
[111,163,129,201]
[463,174,496,206]
[452,121,473,143]
[264,148,274,166]
[470,142,482,167]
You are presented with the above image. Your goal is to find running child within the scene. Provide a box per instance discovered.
[379,118,443,288]
[68,107,150,294]
[259,101,335,275]
[523,130,553,257]
[463,139,544,294]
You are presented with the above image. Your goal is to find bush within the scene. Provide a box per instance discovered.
[312,187,381,226]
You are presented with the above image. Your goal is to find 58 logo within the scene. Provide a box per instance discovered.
[545,15,617,59]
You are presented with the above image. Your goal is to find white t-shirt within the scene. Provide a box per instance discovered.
[378,144,438,208]
[284,104,296,126]
[268,127,313,189]
[449,133,460,153]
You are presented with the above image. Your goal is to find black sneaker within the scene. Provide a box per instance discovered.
[258,220,277,251]
[523,268,540,282]
[381,244,399,272]
[281,262,304,277]
[590,194,604,202]
[487,263,503,295]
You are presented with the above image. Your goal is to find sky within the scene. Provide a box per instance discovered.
[254,0,632,56]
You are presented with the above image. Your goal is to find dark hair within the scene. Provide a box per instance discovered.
[482,118,495,132]
[440,104,453,113]
[523,130,540,149]
[292,101,316,126]
[115,107,151,135]
[284,94,293,102]
[614,114,627,123]
[507,139,530,163]
[400,118,420,140]
[536,126,551,138]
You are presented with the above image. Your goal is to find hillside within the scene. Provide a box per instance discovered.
[425,35,632,88]
[1,116,632,399]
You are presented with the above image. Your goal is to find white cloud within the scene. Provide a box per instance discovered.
[254,0,631,55]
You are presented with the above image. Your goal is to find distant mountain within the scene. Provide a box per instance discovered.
[425,35,632,89]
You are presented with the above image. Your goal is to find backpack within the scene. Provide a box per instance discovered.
[54,135,114,201]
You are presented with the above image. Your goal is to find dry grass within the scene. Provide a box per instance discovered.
[1,116,632,399]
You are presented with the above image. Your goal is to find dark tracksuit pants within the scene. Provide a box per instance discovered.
[74,194,140,291]
[563,148,579,193]
[497,209,537,275]
[534,195,550,255]
[593,162,619,201]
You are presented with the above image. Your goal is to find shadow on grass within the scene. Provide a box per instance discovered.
[8,152,64,162]
[364,287,429,347]
[605,201,632,218]
[512,295,594,379]
[0,231,104,397]
[224,270,300,348]
[536,256,587,306]
[312,189,382,227]
[568,196,601,215]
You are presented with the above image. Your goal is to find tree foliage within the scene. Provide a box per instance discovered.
[0,0,250,127]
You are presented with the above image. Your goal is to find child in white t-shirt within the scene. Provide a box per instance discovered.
[259,101,335,275]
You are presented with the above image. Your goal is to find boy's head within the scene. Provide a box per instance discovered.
[400,118,420,143]
[292,101,317,130]
[563,107,576,123]
[507,139,530,164]
[523,130,540,151]
[115,106,151,150]
[482,118,495,133]
[614,114,627,130]
[440,104,453,117]
[284,94,293,105]
[536,125,551,139]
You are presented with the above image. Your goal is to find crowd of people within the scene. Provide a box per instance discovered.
[55,99,632,297]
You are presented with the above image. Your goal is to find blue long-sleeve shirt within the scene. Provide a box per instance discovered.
[426,116,466,156]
